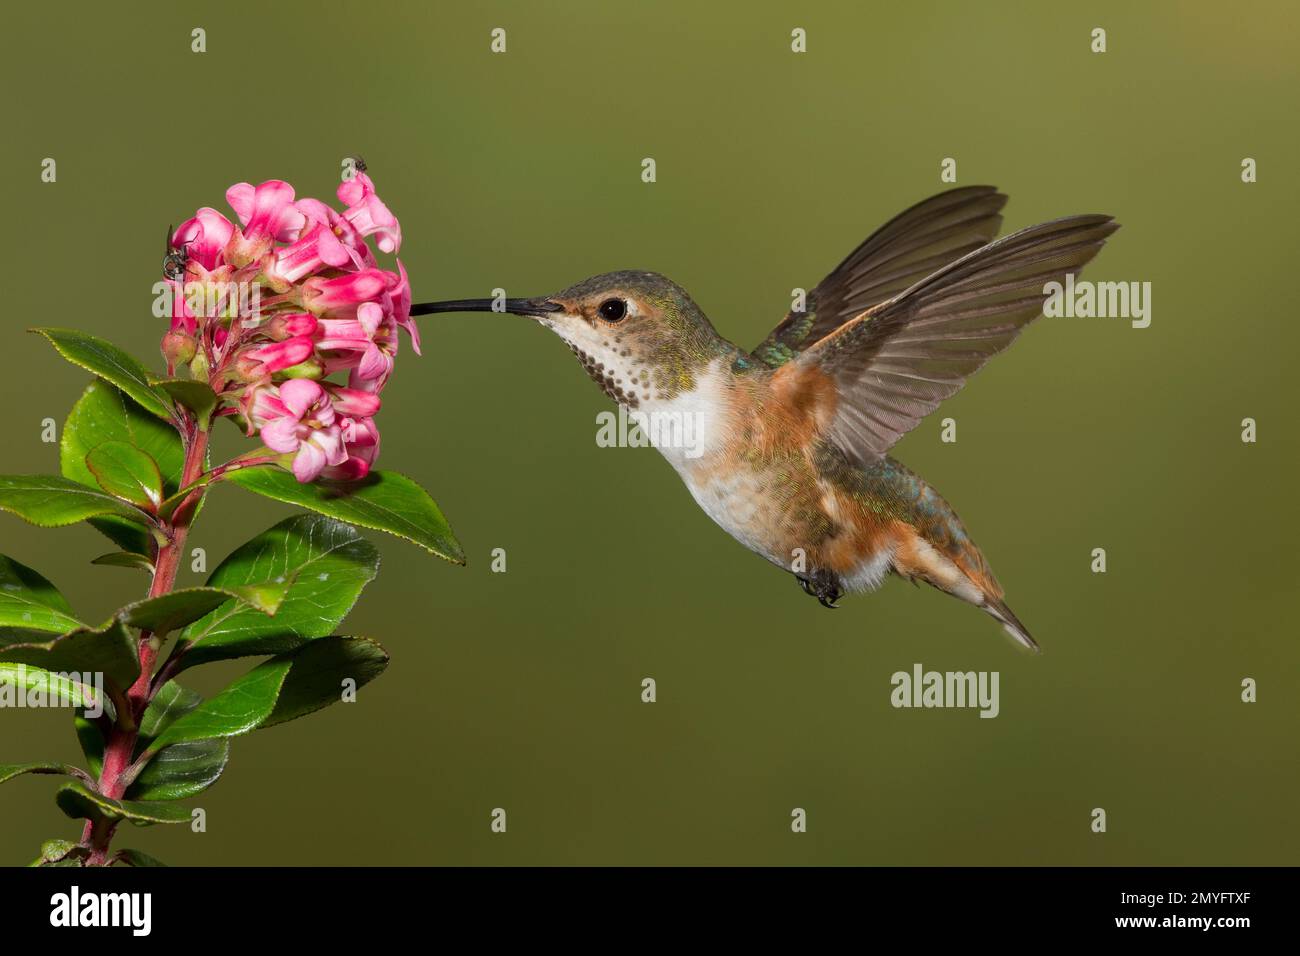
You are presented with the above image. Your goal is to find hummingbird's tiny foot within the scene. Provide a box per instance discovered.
[804,568,842,609]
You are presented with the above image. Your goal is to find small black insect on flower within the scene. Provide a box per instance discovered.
[162,224,191,280]
[341,154,368,183]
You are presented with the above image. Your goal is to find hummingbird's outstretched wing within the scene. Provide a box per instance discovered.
[785,213,1118,468]
[751,186,1008,368]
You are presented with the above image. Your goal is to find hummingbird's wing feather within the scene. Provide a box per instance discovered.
[790,213,1118,467]
[752,186,1007,368]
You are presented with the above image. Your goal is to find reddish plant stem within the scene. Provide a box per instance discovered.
[81,422,210,865]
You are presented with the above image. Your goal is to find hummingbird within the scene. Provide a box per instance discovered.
[412,187,1118,650]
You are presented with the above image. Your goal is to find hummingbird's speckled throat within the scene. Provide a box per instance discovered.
[557,339,642,409]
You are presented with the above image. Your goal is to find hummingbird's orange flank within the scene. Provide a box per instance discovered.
[413,187,1118,650]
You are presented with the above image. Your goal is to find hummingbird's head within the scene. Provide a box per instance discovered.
[412,271,728,407]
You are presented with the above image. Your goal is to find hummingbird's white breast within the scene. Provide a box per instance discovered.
[542,316,799,569]
[635,361,791,569]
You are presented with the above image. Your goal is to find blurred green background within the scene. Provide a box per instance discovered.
[1,0,1296,865]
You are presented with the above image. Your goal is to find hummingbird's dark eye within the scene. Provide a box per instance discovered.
[598,298,628,322]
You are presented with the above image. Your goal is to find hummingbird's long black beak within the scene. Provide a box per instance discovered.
[409,298,563,319]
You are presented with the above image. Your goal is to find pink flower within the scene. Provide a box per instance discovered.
[295,197,335,226]
[265,312,318,341]
[172,208,234,272]
[315,302,398,387]
[323,415,381,481]
[256,380,348,482]
[267,221,351,286]
[389,260,420,355]
[164,278,196,335]
[337,171,377,207]
[297,198,377,271]
[225,181,307,267]
[324,384,382,418]
[226,180,305,242]
[161,167,417,483]
[341,191,401,255]
[237,335,314,378]
[300,269,392,314]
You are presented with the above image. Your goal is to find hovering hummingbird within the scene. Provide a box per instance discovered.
[412,187,1117,650]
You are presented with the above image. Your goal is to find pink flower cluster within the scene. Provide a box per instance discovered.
[163,174,418,482]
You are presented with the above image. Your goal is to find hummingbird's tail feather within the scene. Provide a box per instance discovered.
[982,598,1039,653]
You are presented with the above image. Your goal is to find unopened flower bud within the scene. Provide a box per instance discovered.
[162,331,197,367]
[235,336,314,380]
[277,357,325,380]
[189,351,210,381]
[232,354,265,383]
[266,312,318,341]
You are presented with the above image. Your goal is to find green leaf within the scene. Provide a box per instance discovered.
[226,580,293,615]
[78,686,218,796]
[0,475,144,528]
[226,467,464,563]
[150,636,387,749]
[119,589,240,636]
[0,662,109,715]
[76,679,207,786]
[0,620,138,691]
[114,848,167,867]
[54,781,191,826]
[138,680,203,740]
[31,840,87,867]
[32,328,171,420]
[149,657,292,747]
[85,441,164,510]
[0,554,83,634]
[87,520,153,557]
[91,551,155,573]
[119,583,286,637]
[62,381,183,487]
[150,378,219,429]
[262,635,389,728]
[0,762,92,786]
[127,737,229,800]
[62,380,184,554]
[175,514,378,668]
[75,714,105,777]
[7,586,282,706]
